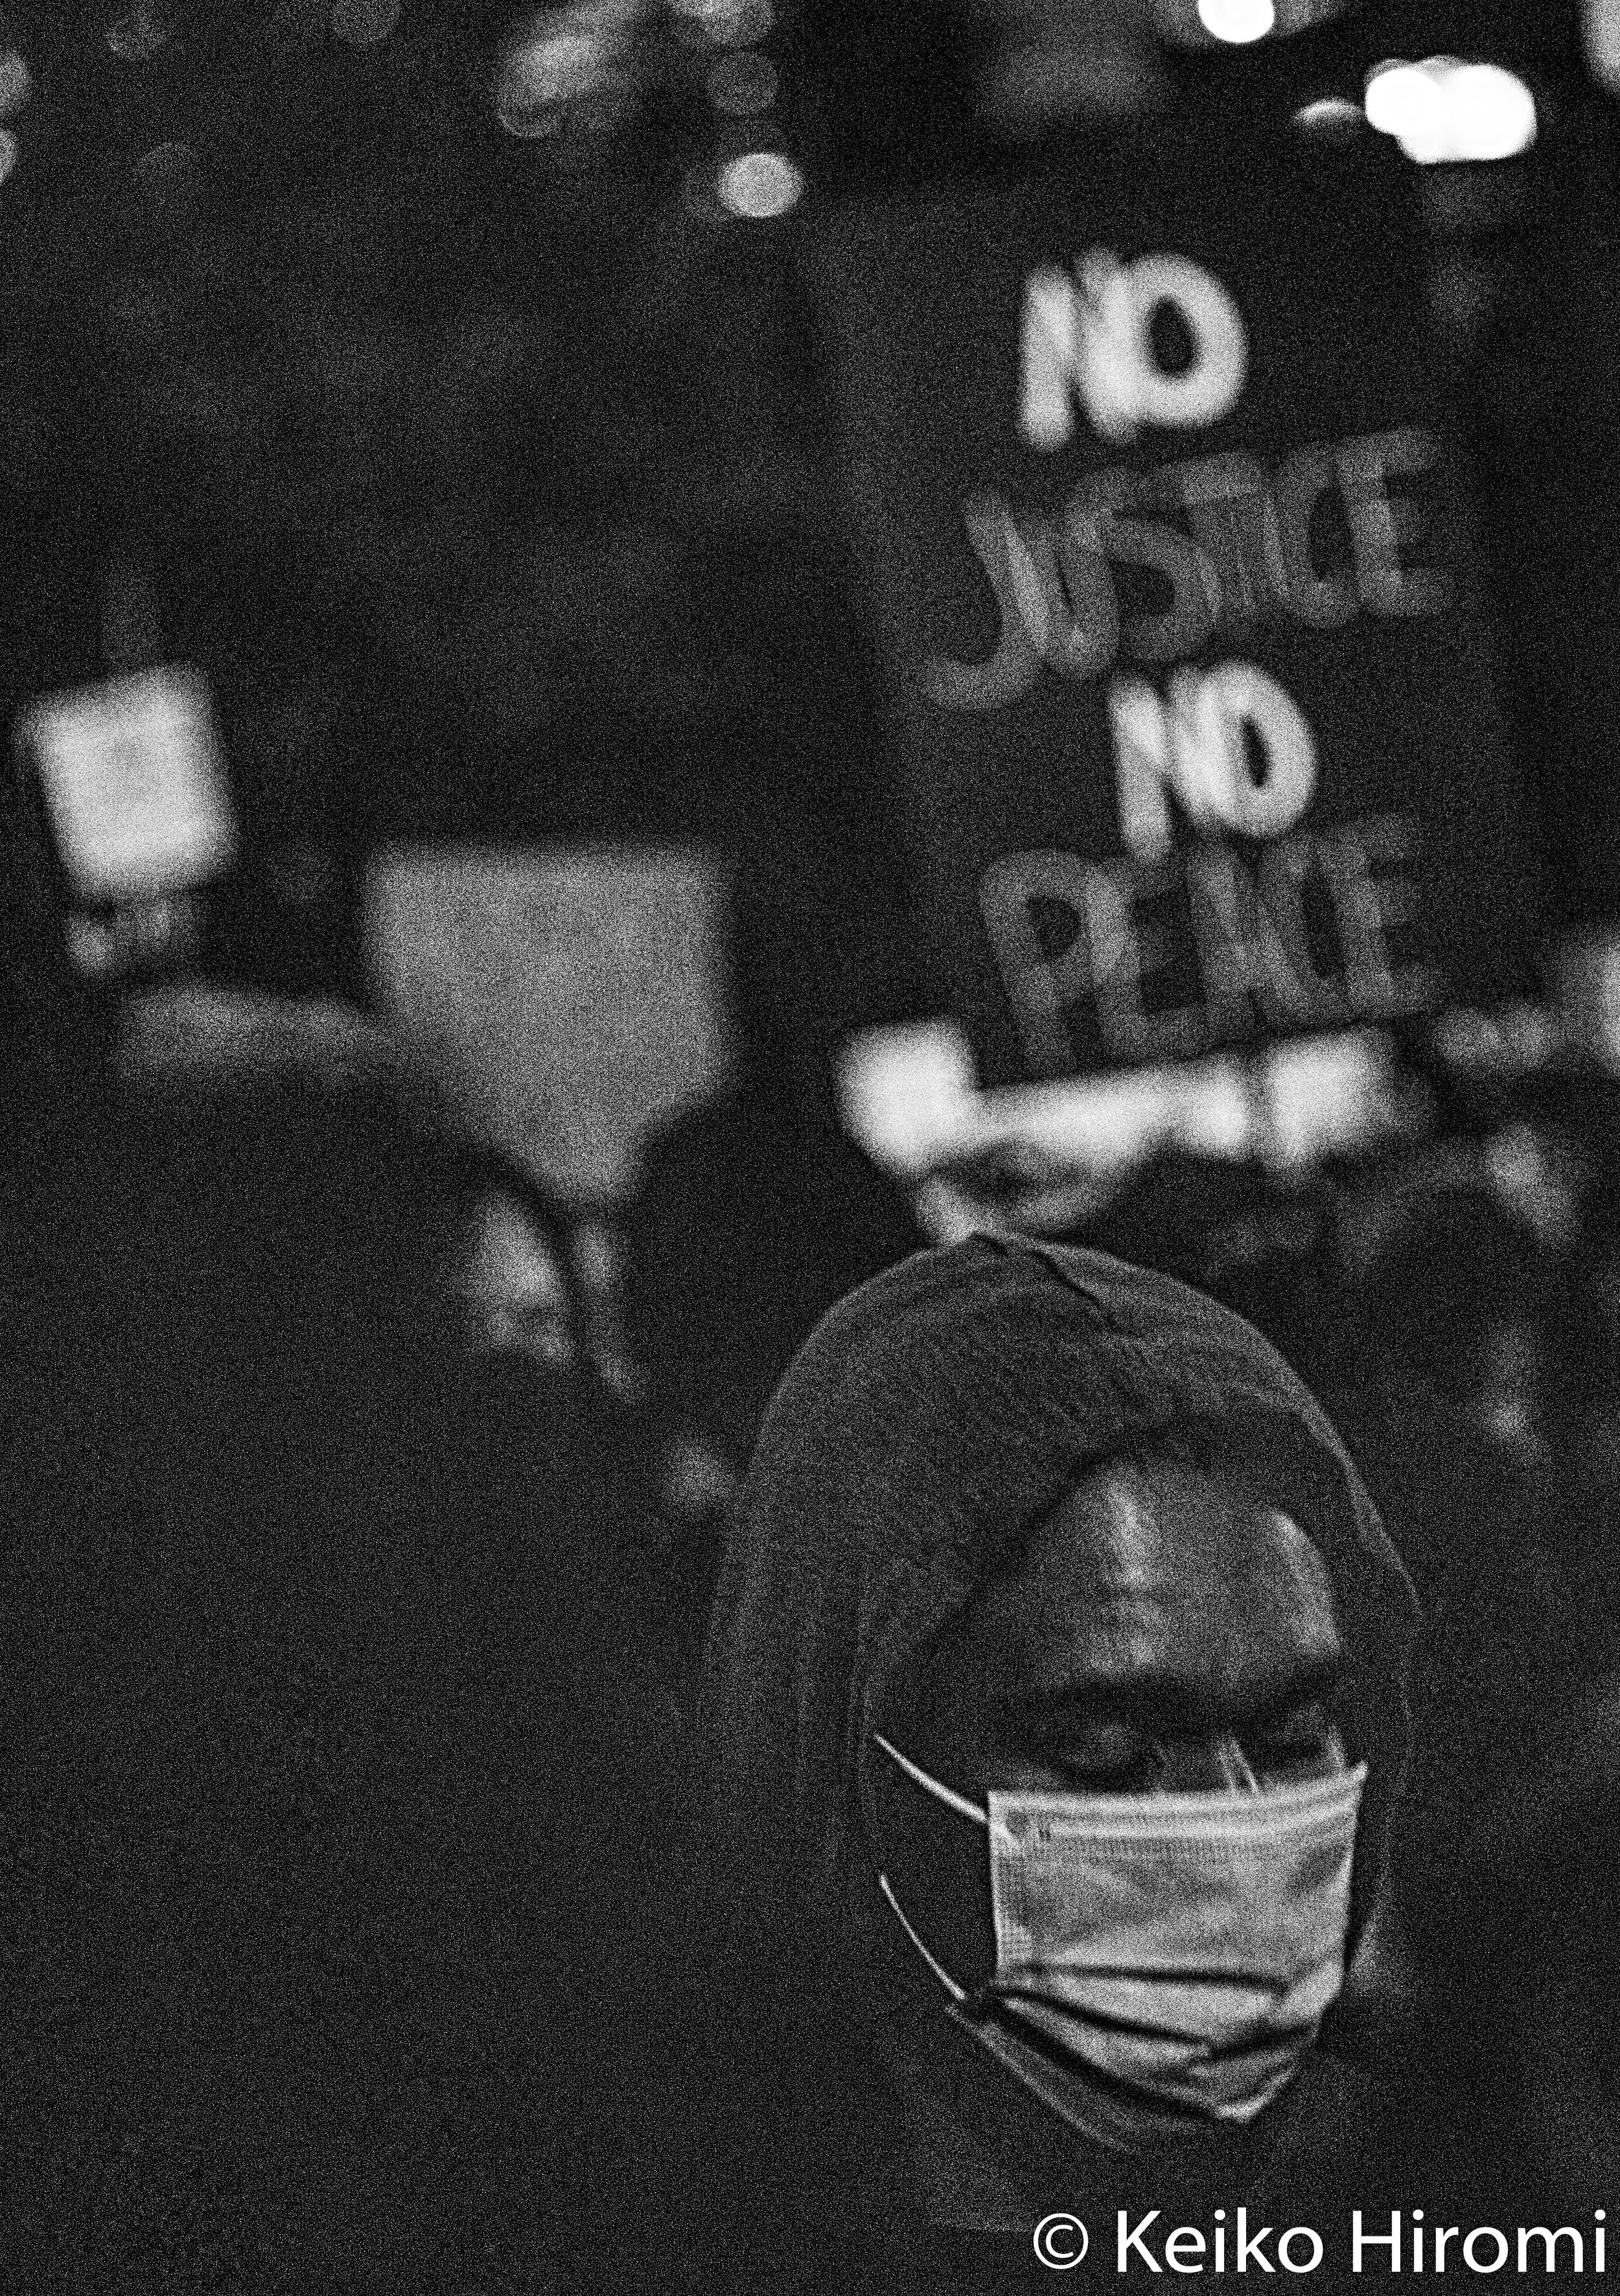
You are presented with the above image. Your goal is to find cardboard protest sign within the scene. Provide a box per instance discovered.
[803,113,1536,1088]
[11,665,236,986]
[17,666,235,904]
[367,842,734,1201]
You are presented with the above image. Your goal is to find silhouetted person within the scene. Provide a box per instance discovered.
[1,1002,676,2295]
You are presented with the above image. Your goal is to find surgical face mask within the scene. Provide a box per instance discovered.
[872,1734,1365,2152]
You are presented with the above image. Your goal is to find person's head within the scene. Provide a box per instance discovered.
[879,1453,1345,1804]
[694,1237,1415,2233]
[447,1145,583,1373]
[867,1451,1358,2181]
[1350,1171,1547,1462]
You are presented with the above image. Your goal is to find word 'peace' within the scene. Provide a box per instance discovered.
[980,814,1435,1074]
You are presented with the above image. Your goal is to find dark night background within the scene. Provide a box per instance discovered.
[7,8,1620,2291]
[6,0,1619,935]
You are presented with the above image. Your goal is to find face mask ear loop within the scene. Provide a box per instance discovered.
[872,1733,991,1826]
[874,1738,997,2023]
[876,1873,971,2004]
[875,1876,1002,2028]
[1215,1734,1263,1795]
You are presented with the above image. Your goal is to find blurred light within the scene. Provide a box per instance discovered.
[1293,95,1363,140]
[105,2,170,60]
[1197,0,1275,43]
[1365,57,1536,164]
[673,0,774,45]
[494,11,633,137]
[715,148,802,217]
[705,49,777,114]
[0,49,30,115]
[1585,0,1620,95]
[332,0,401,43]
[1448,63,1538,159]
[1155,0,1347,41]
[0,126,17,187]
[1364,58,1442,141]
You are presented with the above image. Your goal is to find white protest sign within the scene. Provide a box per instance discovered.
[367,842,734,1202]
[838,1015,1416,1220]
[19,666,236,901]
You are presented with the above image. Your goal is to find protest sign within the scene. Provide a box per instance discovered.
[12,665,235,985]
[367,842,734,1200]
[804,113,1536,1088]
[18,665,235,904]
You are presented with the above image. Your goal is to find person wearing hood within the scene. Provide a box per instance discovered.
[669,1235,1417,2292]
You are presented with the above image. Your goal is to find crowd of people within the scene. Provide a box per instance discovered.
[1,978,1617,2293]
[8,3,1620,2289]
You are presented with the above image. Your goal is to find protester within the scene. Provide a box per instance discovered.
[448,1138,588,1376]
[659,1235,1418,2293]
[0,998,675,2295]
[1222,1121,1620,2257]
[1460,1676,1620,2229]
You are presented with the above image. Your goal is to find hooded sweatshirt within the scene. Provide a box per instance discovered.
[691,1235,1419,2257]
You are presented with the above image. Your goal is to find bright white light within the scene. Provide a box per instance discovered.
[1448,63,1538,159]
[1364,60,1444,143]
[332,0,402,44]
[1197,0,1275,44]
[1365,56,1536,163]
[715,148,803,218]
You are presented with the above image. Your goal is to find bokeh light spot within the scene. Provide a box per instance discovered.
[1197,0,1275,44]
[715,148,802,218]
[0,49,31,116]
[1365,56,1536,163]
[105,3,170,61]
[494,12,636,136]
[1447,63,1538,160]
